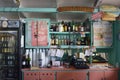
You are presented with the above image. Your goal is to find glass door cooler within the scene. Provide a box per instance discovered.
[0,20,21,80]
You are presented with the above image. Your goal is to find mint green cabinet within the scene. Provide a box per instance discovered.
[25,18,50,48]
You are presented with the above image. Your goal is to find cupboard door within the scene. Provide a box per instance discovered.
[39,72,54,80]
[24,71,39,80]
[89,71,104,80]
[56,71,86,80]
[105,71,118,80]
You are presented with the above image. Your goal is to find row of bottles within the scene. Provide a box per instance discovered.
[22,48,91,69]
[22,48,49,69]
[1,67,18,78]
[50,34,90,46]
[0,33,16,53]
[50,21,90,32]
[0,54,16,66]
[22,48,76,68]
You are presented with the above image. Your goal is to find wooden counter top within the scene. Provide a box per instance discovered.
[21,66,119,72]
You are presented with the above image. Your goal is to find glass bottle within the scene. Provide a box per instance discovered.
[61,36,64,45]
[58,36,61,45]
[51,35,55,45]
[25,50,31,68]
[68,22,71,32]
[75,22,78,32]
[55,35,59,45]
[59,21,64,32]
[64,22,68,32]
[80,36,86,45]
[72,22,76,32]
[22,54,26,68]
[77,36,81,45]
[64,35,67,45]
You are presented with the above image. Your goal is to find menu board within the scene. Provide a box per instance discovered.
[25,19,49,48]
[93,21,112,47]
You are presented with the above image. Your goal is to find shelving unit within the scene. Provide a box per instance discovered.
[21,1,117,70]
[49,23,91,49]
[0,0,120,80]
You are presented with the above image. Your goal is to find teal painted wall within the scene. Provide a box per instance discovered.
[115,21,120,65]
[111,21,120,66]
[109,21,120,80]
[115,21,120,80]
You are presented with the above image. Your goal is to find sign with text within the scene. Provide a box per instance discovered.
[93,21,112,47]
[31,20,48,46]
[25,19,50,48]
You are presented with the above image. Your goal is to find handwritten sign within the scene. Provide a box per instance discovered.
[30,20,48,46]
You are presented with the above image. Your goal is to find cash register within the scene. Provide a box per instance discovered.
[73,58,89,69]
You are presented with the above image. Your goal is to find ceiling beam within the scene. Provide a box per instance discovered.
[0,7,57,13]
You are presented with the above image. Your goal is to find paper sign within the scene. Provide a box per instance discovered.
[50,49,56,56]
[56,49,64,57]
[31,20,48,46]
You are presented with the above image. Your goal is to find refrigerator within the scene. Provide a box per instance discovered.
[0,20,21,80]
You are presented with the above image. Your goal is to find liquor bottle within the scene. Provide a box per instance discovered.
[66,36,70,45]
[72,22,76,32]
[52,24,56,31]
[70,35,73,45]
[81,26,84,32]
[61,36,64,45]
[25,50,31,68]
[50,25,54,32]
[51,35,55,45]
[59,21,64,32]
[64,35,67,45]
[55,24,59,32]
[22,54,26,68]
[75,23,78,32]
[80,23,84,32]
[76,36,81,45]
[78,23,81,32]
[55,35,59,45]
[68,22,71,32]
[64,22,68,32]
[58,36,61,45]
[80,36,86,45]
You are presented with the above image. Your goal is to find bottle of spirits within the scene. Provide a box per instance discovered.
[67,22,71,32]
[22,54,26,68]
[58,36,61,46]
[64,22,68,32]
[59,21,64,32]
[55,35,59,45]
[80,36,86,45]
[76,36,81,45]
[25,50,31,68]
[51,35,55,45]
[72,22,76,32]
[64,35,67,45]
